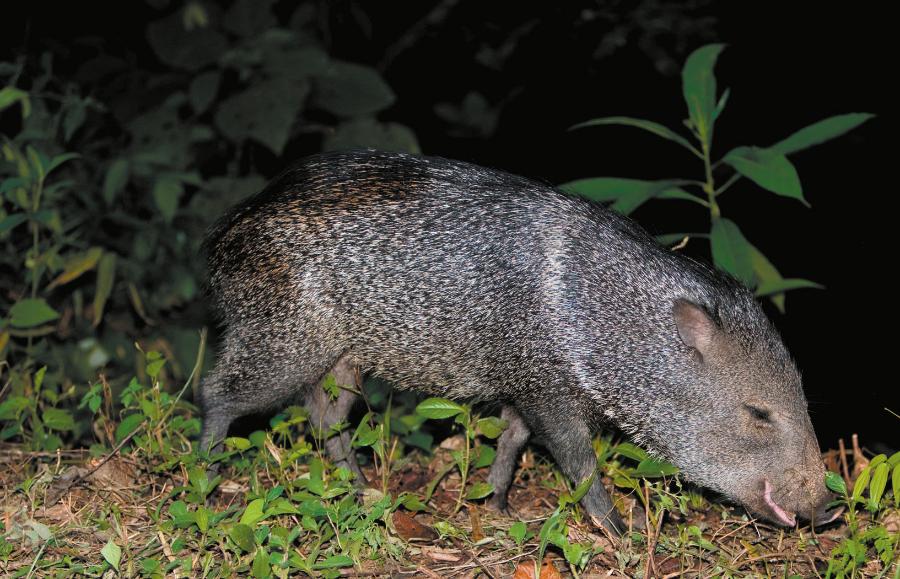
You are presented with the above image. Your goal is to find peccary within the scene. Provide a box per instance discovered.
[199,150,840,534]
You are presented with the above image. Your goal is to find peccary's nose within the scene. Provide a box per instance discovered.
[808,492,843,527]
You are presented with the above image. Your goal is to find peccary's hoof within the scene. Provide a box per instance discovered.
[485,495,511,516]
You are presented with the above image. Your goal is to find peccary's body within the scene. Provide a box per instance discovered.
[200,150,838,533]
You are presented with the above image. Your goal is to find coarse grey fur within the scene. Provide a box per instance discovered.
[199,149,837,534]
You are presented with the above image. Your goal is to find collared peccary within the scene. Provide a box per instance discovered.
[199,149,840,534]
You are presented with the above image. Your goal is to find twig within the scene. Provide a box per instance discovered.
[838,438,850,482]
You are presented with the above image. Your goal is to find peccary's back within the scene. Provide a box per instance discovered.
[205,150,768,401]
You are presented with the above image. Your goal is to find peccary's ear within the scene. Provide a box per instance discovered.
[672,299,718,358]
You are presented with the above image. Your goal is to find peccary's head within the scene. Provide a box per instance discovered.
[645,298,840,527]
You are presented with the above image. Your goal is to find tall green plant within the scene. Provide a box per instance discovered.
[563,44,873,311]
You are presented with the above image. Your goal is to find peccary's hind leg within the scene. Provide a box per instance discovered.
[486,405,531,512]
[306,355,366,483]
[521,403,625,535]
[198,329,333,458]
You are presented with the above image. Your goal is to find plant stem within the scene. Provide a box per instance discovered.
[453,410,471,514]
[700,141,720,219]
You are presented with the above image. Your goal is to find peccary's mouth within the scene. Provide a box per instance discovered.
[761,480,796,527]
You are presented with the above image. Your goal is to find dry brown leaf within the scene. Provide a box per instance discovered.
[392,510,437,541]
[468,505,484,543]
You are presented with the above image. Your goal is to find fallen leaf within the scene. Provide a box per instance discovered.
[393,511,437,542]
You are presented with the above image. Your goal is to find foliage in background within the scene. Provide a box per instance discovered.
[0,0,419,451]
[562,44,873,312]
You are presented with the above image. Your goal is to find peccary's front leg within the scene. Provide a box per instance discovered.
[487,405,531,512]
[525,408,625,535]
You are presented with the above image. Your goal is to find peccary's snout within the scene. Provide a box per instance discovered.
[749,472,841,528]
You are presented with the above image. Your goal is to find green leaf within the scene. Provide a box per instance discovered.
[868,463,889,510]
[47,247,103,290]
[749,244,786,311]
[852,466,871,500]
[215,78,310,155]
[630,459,679,478]
[146,11,227,71]
[241,498,266,526]
[509,520,528,546]
[723,146,805,204]
[251,546,271,578]
[755,278,823,298]
[152,176,184,223]
[612,442,649,462]
[713,87,730,121]
[570,470,596,504]
[189,70,221,114]
[312,555,354,570]
[0,213,27,233]
[892,464,899,508]
[313,61,395,117]
[559,178,693,215]
[92,253,117,328]
[476,417,508,439]
[42,408,76,432]
[9,298,59,328]
[101,539,121,571]
[682,43,725,142]
[115,413,144,442]
[770,113,875,156]
[570,116,701,157]
[46,152,80,176]
[103,159,129,204]
[825,471,847,496]
[416,398,465,419]
[473,445,496,469]
[0,87,31,118]
[465,482,494,500]
[230,523,256,552]
[710,218,754,285]
[323,117,420,153]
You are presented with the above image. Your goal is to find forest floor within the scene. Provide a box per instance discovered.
[1,435,897,578]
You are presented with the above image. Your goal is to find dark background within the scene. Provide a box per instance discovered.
[3,2,894,449]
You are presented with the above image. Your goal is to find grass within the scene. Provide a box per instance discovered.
[0,352,897,578]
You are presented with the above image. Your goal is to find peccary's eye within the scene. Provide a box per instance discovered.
[745,404,772,423]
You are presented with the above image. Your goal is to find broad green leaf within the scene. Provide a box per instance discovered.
[230,523,256,552]
[868,462,889,509]
[570,116,701,157]
[115,413,144,442]
[887,451,900,468]
[215,78,310,155]
[189,70,221,114]
[323,117,420,153]
[892,464,900,508]
[755,278,823,298]
[9,298,59,328]
[46,152,80,176]
[770,113,875,155]
[241,498,266,526]
[682,44,725,142]
[472,444,496,469]
[0,87,31,118]
[251,547,270,578]
[465,482,494,500]
[416,397,465,419]
[476,416,508,439]
[152,176,184,223]
[749,244,786,311]
[42,408,76,432]
[146,11,227,71]
[559,178,692,215]
[101,539,121,571]
[570,470,596,504]
[612,442,649,462]
[313,61,395,117]
[824,471,847,496]
[47,247,103,289]
[723,146,805,204]
[851,466,871,500]
[0,213,27,233]
[0,396,29,420]
[312,555,354,570]
[710,218,754,285]
[103,159,129,204]
[630,459,679,478]
[92,253,117,327]
[509,520,528,545]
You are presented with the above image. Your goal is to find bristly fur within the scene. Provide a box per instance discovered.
[199,149,833,534]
